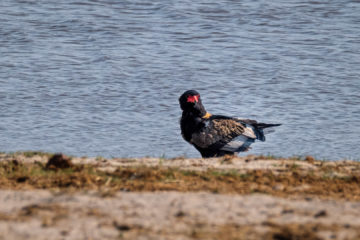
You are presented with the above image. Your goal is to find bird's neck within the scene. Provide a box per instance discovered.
[182,108,209,119]
[180,110,206,141]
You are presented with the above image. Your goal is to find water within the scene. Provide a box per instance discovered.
[1,0,360,160]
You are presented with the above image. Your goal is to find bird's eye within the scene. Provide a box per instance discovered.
[187,95,200,103]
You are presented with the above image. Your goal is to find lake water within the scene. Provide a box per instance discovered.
[1,0,360,160]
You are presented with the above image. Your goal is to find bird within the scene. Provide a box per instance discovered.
[179,90,281,158]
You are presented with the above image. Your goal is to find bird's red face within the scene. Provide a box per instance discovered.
[186,94,200,103]
[179,90,205,114]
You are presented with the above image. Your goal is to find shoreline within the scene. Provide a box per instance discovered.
[0,152,360,240]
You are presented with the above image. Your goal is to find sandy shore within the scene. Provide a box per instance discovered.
[0,152,360,240]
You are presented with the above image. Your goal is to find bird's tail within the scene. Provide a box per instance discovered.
[259,123,281,135]
[263,128,276,134]
[256,123,282,129]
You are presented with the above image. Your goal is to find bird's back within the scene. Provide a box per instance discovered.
[182,114,281,157]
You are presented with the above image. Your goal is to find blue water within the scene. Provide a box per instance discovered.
[1,0,360,160]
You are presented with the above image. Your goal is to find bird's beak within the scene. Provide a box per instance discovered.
[202,112,212,119]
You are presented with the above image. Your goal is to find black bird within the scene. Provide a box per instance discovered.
[179,90,281,158]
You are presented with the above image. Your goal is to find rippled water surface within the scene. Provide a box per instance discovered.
[1,0,360,159]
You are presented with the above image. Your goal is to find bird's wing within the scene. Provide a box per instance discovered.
[234,118,258,125]
[190,118,246,149]
[236,118,282,129]
[235,118,282,140]
[190,115,280,153]
[234,118,265,141]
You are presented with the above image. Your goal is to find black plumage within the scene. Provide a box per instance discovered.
[179,90,281,158]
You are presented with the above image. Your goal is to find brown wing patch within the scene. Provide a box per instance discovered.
[191,119,245,148]
[212,119,245,138]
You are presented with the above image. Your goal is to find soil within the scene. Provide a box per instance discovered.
[0,152,360,240]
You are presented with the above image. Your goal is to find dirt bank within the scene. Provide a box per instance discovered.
[0,152,359,240]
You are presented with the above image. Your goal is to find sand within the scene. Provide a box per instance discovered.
[0,152,360,240]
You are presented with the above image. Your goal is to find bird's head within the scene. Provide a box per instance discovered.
[179,90,207,117]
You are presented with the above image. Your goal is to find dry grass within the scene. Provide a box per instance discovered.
[0,158,360,200]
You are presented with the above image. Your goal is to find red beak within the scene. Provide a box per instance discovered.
[187,95,200,103]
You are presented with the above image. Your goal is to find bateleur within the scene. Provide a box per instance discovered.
[179,90,281,158]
